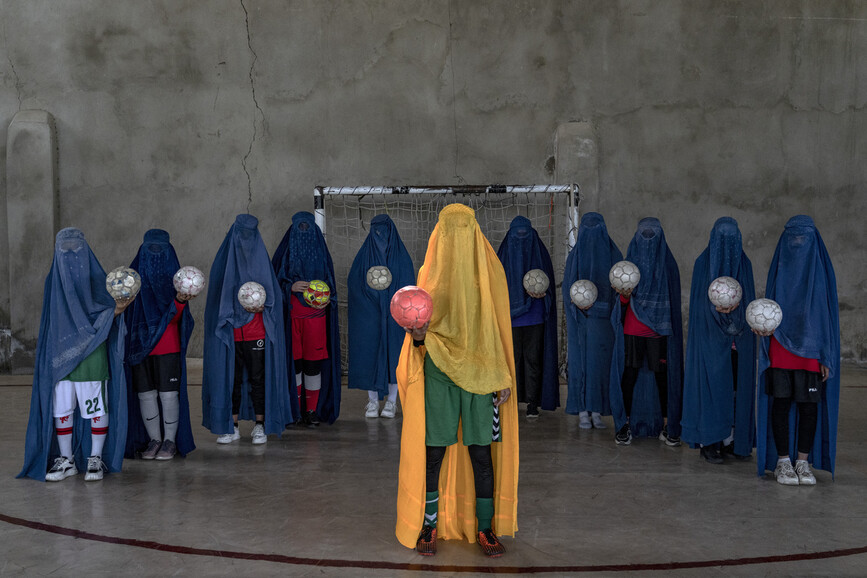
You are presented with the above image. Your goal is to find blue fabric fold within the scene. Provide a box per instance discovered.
[123,229,196,458]
[496,216,559,411]
[272,211,341,423]
[19,228,128,481]
[681,218,756,454]
[347,215,415,397]
[756,215,839,476]
[563,213,622,415]
[609,218,683,437]
[202,214,294,435]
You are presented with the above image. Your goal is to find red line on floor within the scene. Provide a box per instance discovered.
[2,511,866,573]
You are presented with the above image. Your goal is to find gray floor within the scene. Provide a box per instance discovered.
[1,366,867,577]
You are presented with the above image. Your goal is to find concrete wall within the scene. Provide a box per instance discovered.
[0,0,864,369]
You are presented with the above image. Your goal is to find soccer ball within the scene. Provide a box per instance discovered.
[745,298,783,333]
[570,280,598,309]
[366,266,393,291]
[390,285,433,329]
[708,276,743,309]
[523,269,550,294]
[173,266,205,296]
[303,280,331,308]
[238,281,266,311]
[106,267,141,300]
[609,260,641,292]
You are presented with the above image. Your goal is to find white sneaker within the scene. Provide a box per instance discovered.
[795,460,816,485]
[591,412,607,429]
[578,412,592,429]
[84,456,105,481]
[251,423,267,445]
[216,426,241,444]
[46,456,78,482]
[774,459,799,486]
[381,400,397,419]
[365,400,380,418]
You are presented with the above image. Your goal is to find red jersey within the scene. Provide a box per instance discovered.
[150,301,186,356]
[769,336,821,372]
[234,312,266,342]
[621,294,661,338]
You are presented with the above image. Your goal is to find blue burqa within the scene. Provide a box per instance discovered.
[496,216,559,411]
[609,218,683,437]
[19,228,128,481]
[124,229,195,458]
[347,214,415,397]
[756,215,839,476]
[682,218,756,454]
[272,211,341,424]
[202,214,294,434]
[563,212,622,416]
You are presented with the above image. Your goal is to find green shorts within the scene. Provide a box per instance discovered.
[424,353,494,447]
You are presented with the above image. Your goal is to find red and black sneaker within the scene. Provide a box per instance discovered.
[416,525,437,556]
[477,528,506,558]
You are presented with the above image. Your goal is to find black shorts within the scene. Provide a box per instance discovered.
[766,368,823,404]
[132,352,182,394]
[624,334,667,372]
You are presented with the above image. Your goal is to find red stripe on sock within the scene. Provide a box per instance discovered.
[56,427,73,435]
[91,427,108,435]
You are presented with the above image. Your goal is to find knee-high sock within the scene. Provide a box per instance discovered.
[55,417,73,460]
[138,390,162,441]
[388,383,398,403]
[90,415,108,458]
[296,373,304,408]
[159,391,180,443]
[305,373,321,412]
[368,390,379,402]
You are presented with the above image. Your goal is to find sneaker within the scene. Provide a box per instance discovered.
[774,459,799,486]
[591,412,607,429]
[365,400,380,418]
[141,439,162,460]
[381,400,397,419]
[795,460,817,485]
[304,411,321,428]
[722,442,751,461]
[155,440,178,460]
[45,456,78,482]
[578,411,592,429]
[416,525,437,556]
[84,456,105,481]
[526,404,539,418]
[659,426,682,447]
[477,528,506,558]
[700,444,724,465]
[216,426,241,444]
[251,423,267,445]
[615,423,632,446]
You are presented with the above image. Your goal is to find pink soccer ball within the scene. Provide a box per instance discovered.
[390,286,433,329]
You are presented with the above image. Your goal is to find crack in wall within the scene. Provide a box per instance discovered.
[240,0,265,212]
[4,24,22,110]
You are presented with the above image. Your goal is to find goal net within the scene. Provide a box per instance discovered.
[315,185,580,375]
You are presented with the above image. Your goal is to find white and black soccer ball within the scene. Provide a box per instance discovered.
[745,298,783,333]
[106,267,141,300]
[570,280,598,309]
[708,276,743,309]
[366,265,393,291]
[173,266,206,296]
[609,260,641,292]
[238,281,266,310]
[523,269,550,294]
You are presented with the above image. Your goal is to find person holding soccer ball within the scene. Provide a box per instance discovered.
[20,228,133,482]
[395,203,518,558]
[272,211,341,428]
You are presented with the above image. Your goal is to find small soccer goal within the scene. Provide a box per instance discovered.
[315,184,581,375]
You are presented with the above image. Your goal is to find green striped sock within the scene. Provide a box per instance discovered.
[476,497,494,531]
[424,491,439,527]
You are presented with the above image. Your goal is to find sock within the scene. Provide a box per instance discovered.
[90,415,108,458]
[305,373,321,412]
[159,391,180,443]
[55,416,73,460]
[424,491,439,527]
[138,390,162,441]
[778,456,791,465]
[723,428,734,446]
[256,419,264,425]
[387,383,398,403]
[476,497,494,532]
[368,390,379,403]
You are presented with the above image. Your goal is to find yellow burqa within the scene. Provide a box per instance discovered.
[395,203,519,548]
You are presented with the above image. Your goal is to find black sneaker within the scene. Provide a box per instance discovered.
[416,525,437,556]
[658,425,681,447]
[614,423,632,446]
[477,528,505,557]
[303,410,321,428]
[700,444,724,464]
[722,442,751,461]
[526,405,539,418]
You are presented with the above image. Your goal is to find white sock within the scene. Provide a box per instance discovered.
[295,373,303,387]
[138,390,162,441]
[91,427,106,457]
[723,428,734,446]
[387,383,398,403]
[778,456,791,465]
[54,417,73,460]
[305,373,322,391]
[159,391,180,443]
[368,390,379,403]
